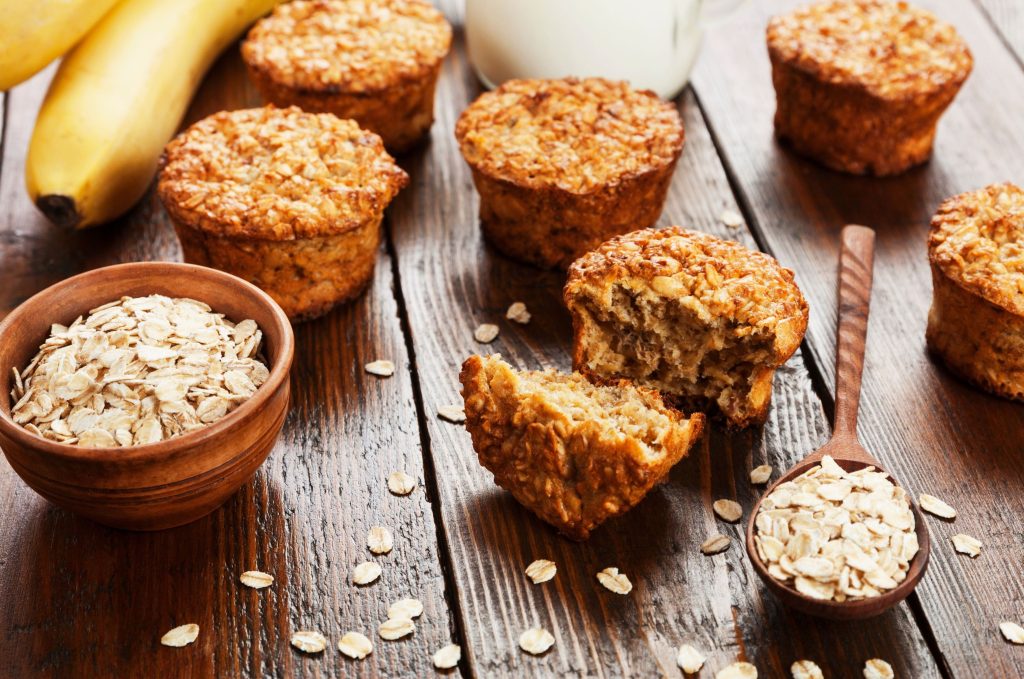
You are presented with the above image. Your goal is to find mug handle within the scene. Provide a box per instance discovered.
[699,0,747,26]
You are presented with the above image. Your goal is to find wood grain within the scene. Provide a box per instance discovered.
[693,0,1024,675]
[974,0,1024,63]
[0,50,458,678]
[387,29,940,678]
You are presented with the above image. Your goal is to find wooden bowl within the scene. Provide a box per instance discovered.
[0,262,294,530]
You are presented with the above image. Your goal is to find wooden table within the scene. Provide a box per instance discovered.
[2,1,1022,676]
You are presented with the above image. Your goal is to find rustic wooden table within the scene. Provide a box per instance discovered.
[2,1,1022,677]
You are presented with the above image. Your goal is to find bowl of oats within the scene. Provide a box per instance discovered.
[0,261,294,530]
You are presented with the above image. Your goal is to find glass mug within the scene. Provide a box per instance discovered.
[465,0,746,99]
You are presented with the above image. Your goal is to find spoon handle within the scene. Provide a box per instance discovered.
[832,225,876,442]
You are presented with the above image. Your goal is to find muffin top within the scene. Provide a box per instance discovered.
[158,106,408,240]
[455,78,684,194]
[565,227,808,346]
[241,0,452,93]
[929,183,1024,316]
[767,0,972,100]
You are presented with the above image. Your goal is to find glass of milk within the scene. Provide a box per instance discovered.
[465,0,745,99]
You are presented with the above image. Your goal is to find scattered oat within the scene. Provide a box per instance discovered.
[473,323,500,343]
[388,598,424,620]
[291,630,327,653]
[387,470,416,495]
[750,464,773,485]
[433,643,461,669]
[161,623,199,647]
[701,533,731,555]
[791,659,824,679]
[1000,621,1024,644]
[596,567,632,594]
[437,405,466,423]
[518,627,555,655]
[919,493,956,519]
[506,302,532,324]
[367,526,394,555]
[720,209,744,229]
[379,617,415,640]
[951,533,982,557]
[353,561,382,585]
[338,631,373,659]
[365,360,395,377]
[676,644,706,673]
[240,570,274,589]
[754,455,919,602]
[11,295,268,447]
[525,559,557,584]
[863,658,894,679]
[716,661,758,679]
[713,499,743,522]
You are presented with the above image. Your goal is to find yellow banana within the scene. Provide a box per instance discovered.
[0,0,122,91]
[26,0,281,229]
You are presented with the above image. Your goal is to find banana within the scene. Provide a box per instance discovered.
[0,0,122,92]
[25,0,281,229]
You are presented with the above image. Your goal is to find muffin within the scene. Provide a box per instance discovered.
[767,0,972,176]
[927,183,1024,400]
[455,78,684,269]
[241,0,452,153]
[564,227,809,428]
[157,106,408,322]
[460,354,704,540]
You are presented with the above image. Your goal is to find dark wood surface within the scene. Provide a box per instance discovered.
[0,0,1020,677]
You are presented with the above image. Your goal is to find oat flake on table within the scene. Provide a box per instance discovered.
[1000,621,1024,644]
[525,559,556,584]
[676,644,706,673]
[433,643,461,669]
[713,498,743,522]
[290,630,327,653]
[364,359,395,377]
[506,302,531,324]
[338,631,373,659]
[951,533,982,557]
[750,464,773,485]
[379,617,415,640]
[473,323,500,343]
[437,405,466,423]
[720,209,744,229]
[596,567,632,594]
[716,661,758,679]
[239,570,274,589]
[160,623,199,647]
[790,659,824,679]
[387,470,416,495]
[919,493,956,519]
[701,533,731,555]
[388,598,423,620]
[518,627,555,655]
[863,658,894,679]
[367,526,393,555]
[10,295,267,447]
[353,561,382,585]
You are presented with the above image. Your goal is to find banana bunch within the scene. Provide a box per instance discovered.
[23,0,281,229]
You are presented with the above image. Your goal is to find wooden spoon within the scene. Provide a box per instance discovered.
[745,224,930,620]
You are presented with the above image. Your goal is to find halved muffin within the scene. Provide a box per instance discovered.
[767,0,972,176]
[157,106,408,322]
[455,78,684,269]
[460,354,704,540]
[564,227,809,428]
[927,183,1024,400]
[241,0,452,153]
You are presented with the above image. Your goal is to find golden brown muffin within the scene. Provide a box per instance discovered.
[241,0,452,153]
[158,106,408,322]
[767,0,972,176]
[460,354,704,540]
[564,227,809,428]
[454,78,684,269]
[927,183,1024,400]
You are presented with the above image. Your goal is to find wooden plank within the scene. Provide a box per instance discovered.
[692,0,1024,676]
[0,51,458,677]
[974,0,1024,64]
[388,30,941,678]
